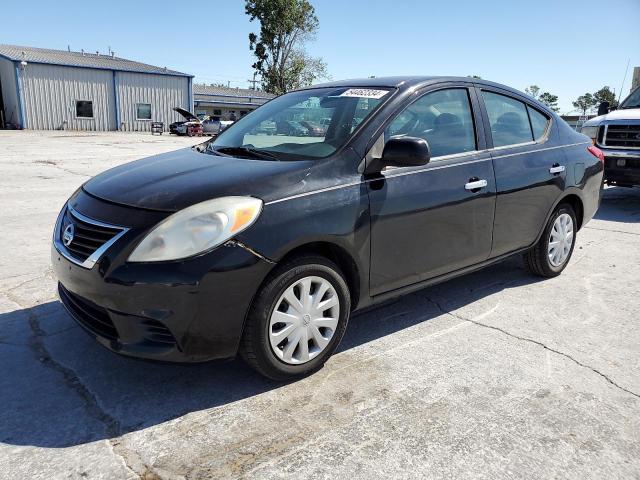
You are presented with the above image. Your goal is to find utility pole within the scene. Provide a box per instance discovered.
[247,72,259,90]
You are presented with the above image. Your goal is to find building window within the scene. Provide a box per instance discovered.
[136,103,152,120]
[75,100,94,118]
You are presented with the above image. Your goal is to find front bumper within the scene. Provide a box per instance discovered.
[52,193,274,362]
[601,148,640,186]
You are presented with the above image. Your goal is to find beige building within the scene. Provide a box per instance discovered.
[193,84,274,121]
[631,66,639,92]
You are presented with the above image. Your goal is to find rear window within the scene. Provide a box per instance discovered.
[482,91,533,147]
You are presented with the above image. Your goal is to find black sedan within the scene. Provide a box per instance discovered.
[52,77,604,380]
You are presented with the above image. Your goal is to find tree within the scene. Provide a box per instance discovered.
[593,86,619,109]
[525,85,559,112]
[525,85,541,100]
[245,0,328,95]
[572,93,597,115]
[468,75,482,79]
[538,92,559,112]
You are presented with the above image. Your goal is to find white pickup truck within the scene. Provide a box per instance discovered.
[580,86,640,187]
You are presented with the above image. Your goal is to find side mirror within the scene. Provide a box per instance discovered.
[383,136,431,166]
[597,101,610,116]
[365,136,431,174]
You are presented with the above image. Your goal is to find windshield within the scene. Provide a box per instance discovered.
[620,87,640,109]
[207,87,392,160]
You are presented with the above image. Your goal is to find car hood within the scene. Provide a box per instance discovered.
[583,107,640,126]
[173,107,200,122]
[82,148,315,212]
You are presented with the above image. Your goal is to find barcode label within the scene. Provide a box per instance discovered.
[339,89,388,99]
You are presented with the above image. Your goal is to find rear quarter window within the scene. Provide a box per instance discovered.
[527,106,550,141]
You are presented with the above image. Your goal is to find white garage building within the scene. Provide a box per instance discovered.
[0,44,193,132]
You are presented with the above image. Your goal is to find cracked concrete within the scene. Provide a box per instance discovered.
[423,296,640,400]
[1,130,639,479]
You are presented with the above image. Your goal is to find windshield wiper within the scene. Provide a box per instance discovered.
[210,146,280,161]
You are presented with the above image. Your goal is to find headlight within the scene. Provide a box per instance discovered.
[128,196,262,262]
[580,125,599,144]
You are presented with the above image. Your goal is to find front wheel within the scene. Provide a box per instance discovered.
[240,255,351,381]
[524,203,577,277]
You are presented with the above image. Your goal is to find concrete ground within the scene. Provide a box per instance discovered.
[0,130,639,480]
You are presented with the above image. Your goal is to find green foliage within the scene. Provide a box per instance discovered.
[572,93,597,115]
[526,85,559,112]
[593,86,619,109]
[538,92,559,112]
[245,0,328,95]
[525,85,540,100]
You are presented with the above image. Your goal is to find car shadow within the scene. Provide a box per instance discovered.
[0,255,537,449]
[594,186,640,223]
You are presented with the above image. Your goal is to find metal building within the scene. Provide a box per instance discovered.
[193,84,274,121]
[0,44,193,131]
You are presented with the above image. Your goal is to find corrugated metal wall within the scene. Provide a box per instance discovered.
[20,64,116,131]
[116,72,189,132]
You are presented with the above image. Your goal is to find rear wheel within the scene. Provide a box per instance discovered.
[240,255,351,381]
[524,204,577,277]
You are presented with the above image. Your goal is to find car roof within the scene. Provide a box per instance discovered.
[314,76,519,91]
[310,76,552,114]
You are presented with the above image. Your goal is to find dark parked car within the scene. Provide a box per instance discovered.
[299,120,325,137]
[53,77,604,380]
[275,120,307,136]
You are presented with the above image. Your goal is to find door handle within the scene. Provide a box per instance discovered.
[464,179,488,191]
[549,164,565,174]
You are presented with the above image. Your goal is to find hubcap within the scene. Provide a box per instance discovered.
[269,276,340,365]
[548,213,574,267]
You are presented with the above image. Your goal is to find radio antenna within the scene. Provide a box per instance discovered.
[618,58,630,104]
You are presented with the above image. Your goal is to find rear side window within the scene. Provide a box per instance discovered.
[385,88,476,158]
[482,91,533,147]
[527,106,550,141]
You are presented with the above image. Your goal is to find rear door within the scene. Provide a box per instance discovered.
[476,87,564,257]
[368,85,496,295]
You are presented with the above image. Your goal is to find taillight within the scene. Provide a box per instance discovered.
[587,145,605,163]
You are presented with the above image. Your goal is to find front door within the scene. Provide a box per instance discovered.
[368,86,496,296]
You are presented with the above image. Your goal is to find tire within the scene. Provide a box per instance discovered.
[240,255,351,381]
[524,203,577,278]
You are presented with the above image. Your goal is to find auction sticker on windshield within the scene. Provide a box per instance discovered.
[339,88,388,99]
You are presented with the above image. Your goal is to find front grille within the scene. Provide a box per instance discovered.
[58,283,119,340]
[604,124,640,149]
[60,208,123,263]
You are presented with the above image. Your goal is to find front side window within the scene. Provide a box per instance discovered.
[527,106,550,141]
[385,88,476,158]
[136,103,152,120]
[209,87,391,160]
[76,100,93,118]
[482,91,533,147]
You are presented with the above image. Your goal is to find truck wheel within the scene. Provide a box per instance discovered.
[524,203,577,278]
[240,255,351,381]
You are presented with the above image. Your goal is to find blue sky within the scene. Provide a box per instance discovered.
[3,0,639,113]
